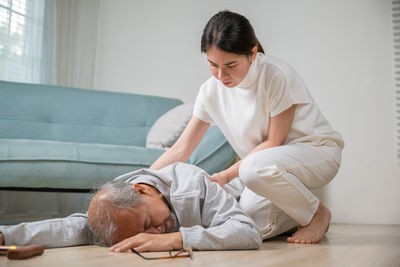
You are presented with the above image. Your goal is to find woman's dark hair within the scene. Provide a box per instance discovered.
[201,10,265,56]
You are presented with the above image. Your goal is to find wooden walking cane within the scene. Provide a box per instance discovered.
[0,245,45,259]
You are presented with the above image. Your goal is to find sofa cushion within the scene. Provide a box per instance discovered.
[187,126,236,175]
[0,138,164,189]
[146,104,193,149]
[0,125,236,190]
[0,80,183,146]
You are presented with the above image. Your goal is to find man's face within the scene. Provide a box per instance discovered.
[111,184,178,243]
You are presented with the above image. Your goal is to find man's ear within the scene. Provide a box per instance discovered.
[132,184,164,199]
[132,184,148,195]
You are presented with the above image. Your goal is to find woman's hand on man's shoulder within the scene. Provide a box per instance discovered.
[209,172,230,188]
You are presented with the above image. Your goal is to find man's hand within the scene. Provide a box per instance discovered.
[109,232,183,253]
[0,231,4,245]
[209,172,230,188]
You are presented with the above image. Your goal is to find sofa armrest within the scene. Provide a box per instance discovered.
[187,126,236,175]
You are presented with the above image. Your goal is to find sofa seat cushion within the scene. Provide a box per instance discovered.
[0,139,164,190]
[0,126,236,190]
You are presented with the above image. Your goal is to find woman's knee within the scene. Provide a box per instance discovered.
[239,156,256,187]
[239,153,282,189]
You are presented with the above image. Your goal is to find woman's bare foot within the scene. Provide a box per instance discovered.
[287,202,331,244]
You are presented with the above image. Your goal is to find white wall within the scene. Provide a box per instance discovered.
[93,0,400,225]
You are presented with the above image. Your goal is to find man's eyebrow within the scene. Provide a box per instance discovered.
[207,59,237,66]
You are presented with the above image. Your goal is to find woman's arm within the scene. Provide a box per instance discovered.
[210,105,296,187]
[150,116,210,170]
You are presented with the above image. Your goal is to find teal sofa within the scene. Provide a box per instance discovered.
[0,80,236,192]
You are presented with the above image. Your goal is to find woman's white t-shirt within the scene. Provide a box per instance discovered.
[193,53,344,159]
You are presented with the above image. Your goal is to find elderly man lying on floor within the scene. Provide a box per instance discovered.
[0,162,262,252]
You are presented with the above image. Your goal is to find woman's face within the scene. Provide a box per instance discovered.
[206,45,257,88]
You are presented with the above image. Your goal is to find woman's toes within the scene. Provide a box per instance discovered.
[287,237,295,243]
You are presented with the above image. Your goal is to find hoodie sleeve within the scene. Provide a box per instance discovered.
[0,213,90,248]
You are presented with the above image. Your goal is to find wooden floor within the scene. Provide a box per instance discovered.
[1,224,399,267]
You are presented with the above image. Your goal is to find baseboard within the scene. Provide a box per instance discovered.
[331,208,400,225]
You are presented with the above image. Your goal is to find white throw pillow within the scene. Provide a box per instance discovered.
[146,104,193,149]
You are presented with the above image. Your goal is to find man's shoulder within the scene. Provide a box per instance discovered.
[165,162,210,196]
[168,162,209,183]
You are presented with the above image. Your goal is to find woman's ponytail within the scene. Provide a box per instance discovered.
[257,41,265,54]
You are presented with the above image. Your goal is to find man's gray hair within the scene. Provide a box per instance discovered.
[88,180,144,246]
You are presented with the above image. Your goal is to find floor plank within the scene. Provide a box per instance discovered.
[1,224,399,267]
